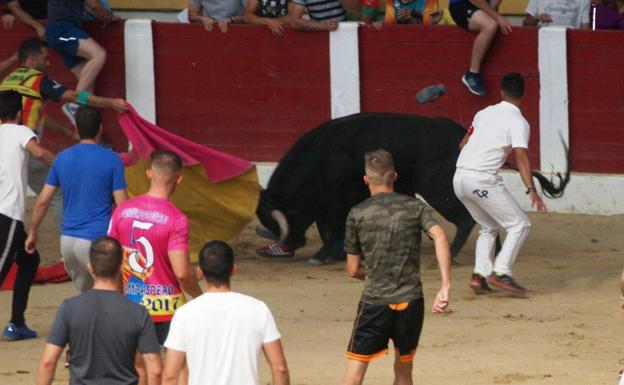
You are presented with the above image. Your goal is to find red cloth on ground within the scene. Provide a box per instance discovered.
[117,105,253,183]
[34,262,71,284]
[0,265,17,291]
[0,262,70,290]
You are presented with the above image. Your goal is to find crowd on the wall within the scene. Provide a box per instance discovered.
[1,0,623,97]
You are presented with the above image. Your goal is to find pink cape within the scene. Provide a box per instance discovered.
[117,104,253,183]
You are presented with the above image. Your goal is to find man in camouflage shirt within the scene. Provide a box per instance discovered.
[340,149,452,385]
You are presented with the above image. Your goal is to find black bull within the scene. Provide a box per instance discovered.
[257,112,568,263]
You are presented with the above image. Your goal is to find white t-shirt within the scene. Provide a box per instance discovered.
[456,101,530,175]
[0,123,37,221]
[164,291,282,385]
[525,0,590,28]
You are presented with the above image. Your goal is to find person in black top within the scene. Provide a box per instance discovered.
[36,237,163,385]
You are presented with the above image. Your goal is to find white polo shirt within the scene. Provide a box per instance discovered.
[0,123,37,221]
[456,101,530,175]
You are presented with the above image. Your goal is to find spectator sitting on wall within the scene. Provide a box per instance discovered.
[384,0,444,24]
[244,0,344,35]
[359,0,379,24]
[449,0,512,97]
[244,0,293,37]
[288,0,347,31]
[1,0,46,40]
[44,0,121,126]
[188,0,246,33]
[591,0,623,29]
[523,0,591,28]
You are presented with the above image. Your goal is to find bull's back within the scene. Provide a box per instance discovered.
[267,112,465,203]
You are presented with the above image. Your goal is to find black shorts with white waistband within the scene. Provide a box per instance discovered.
[345,297,425,363]
[449,1,480,30]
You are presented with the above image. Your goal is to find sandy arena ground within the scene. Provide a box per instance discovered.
[1,199,623,385]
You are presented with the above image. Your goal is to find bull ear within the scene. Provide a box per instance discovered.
[270,210,290,244]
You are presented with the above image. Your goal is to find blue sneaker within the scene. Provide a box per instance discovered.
[3,323,37,341]
[462,71,487,96]
[62,102,80,127]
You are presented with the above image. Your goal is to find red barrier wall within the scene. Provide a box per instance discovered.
[568,29,624,174]
[152,24,330,162]
[2,22,623,173]
[359,26,541,169]
[0,23,126,152]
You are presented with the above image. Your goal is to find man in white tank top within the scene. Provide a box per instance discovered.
[453,72,546,295]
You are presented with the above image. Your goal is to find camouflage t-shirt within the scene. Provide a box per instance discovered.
[344,192,439,305]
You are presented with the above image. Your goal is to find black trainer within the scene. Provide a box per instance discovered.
[487,273,527,294]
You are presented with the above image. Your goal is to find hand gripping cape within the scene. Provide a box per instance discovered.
[118,105,261,263]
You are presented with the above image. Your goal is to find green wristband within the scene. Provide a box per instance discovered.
[76,90,90,106]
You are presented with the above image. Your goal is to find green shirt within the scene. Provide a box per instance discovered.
[344,192,439,305]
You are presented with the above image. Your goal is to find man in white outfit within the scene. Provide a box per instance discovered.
[162,240,290,385]
[453,72,546,295]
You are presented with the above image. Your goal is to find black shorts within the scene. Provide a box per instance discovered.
[154,321,171,346]
[346,298,425,363]
[449,1,480,30]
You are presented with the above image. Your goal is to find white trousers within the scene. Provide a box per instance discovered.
[453,169,531,277]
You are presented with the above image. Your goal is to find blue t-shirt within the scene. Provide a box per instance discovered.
[46,143,127,241]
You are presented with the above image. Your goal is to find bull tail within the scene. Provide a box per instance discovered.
[504,141,571,199]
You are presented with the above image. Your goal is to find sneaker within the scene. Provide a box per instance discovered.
[469,273,492,294]
[3,322,37,341]
[487,273,527,294]
[461,71,487,96]
[62,102,80,126]
[256,242,294,258]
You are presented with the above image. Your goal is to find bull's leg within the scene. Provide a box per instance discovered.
[308,204,349,265]
[450,218,476,264]
[414,187,476,264]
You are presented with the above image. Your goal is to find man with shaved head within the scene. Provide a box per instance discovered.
[108,150,202,384]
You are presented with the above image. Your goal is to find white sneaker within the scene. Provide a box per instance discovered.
[62,103,80,126]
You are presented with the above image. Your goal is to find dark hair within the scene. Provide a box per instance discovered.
[364,149,395,186]
[76,106,101,139]
[199,241,234,286]
[150,150,182,175]
[501,72,525,99]
[0,91,23,121]
[18,38,47,64]
[89,237,123,278]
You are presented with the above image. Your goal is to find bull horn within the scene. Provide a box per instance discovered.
[270,210,289,244]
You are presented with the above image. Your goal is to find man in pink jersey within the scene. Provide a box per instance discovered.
[108,150,202,383]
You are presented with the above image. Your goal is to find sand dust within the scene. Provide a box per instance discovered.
[1,199,623,385]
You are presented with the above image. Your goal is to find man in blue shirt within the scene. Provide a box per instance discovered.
[25,105,127,292]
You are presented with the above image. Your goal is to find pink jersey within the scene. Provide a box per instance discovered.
[108,195,189,323]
